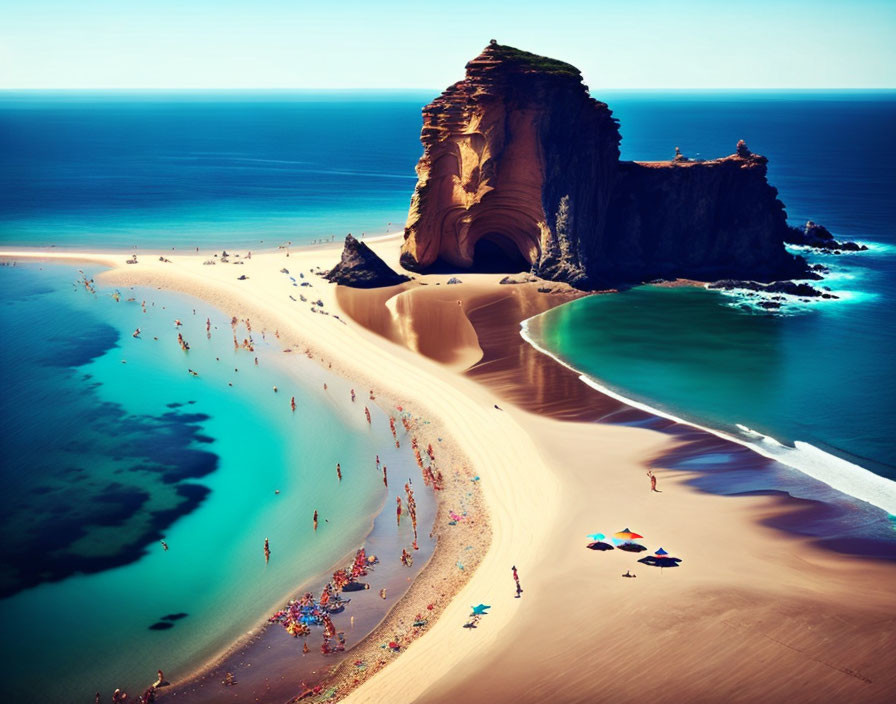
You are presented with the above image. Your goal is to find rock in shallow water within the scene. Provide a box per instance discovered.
[708,279,837,299]
[784,220,868,253]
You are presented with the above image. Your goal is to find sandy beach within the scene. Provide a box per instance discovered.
[3,239,895,704]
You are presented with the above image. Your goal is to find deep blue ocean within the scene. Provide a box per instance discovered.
[1,91,894,700]
[0,91,431,249]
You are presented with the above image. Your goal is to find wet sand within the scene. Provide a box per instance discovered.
[334,264,896,704]
[160,443,439,703]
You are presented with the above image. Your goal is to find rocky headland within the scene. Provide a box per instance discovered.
[399,41,824,290]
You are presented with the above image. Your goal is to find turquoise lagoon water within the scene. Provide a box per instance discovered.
[0,262,413,702]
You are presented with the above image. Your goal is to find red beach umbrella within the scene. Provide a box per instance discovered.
[614,528,644,541]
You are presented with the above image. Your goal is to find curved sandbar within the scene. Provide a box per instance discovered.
[4,238,895,704]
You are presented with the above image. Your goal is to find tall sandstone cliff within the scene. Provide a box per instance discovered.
[400,42,808,288]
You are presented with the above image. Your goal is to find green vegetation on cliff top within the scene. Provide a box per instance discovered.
[488,43,581,78]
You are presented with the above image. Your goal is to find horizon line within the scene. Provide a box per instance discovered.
[1,86,895,92]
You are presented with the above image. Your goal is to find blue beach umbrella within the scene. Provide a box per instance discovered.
[586,533,605,541]
[471,604,491,615]
[638,548,682,569]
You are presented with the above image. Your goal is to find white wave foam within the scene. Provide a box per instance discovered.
[520,316,896,515]
[707,281,876,315]
[786,240,893,256]
[858,241,896,255]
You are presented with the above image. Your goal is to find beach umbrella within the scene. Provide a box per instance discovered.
[638,550,682,569]
[586,533,605,541]
[614,528,644,541]
[617,542,647,553]
[586,541,615,551]
[471,604,491,615]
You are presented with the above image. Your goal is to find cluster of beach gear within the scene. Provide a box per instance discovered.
[586,528,683,571]
[268,548,378,654]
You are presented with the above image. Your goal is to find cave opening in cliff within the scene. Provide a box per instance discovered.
[470,233,531,273]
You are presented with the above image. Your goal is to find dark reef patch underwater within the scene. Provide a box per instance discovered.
[0,264,217,598]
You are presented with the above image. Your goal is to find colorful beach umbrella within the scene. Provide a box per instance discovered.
[471,604,492,615]
[586,541,615,551]
[614,528,644,541]
[617,542,647,553]
[638,549,683,569]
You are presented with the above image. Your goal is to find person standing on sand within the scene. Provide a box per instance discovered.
[647,470,660,492]
[313,510,318,531]
[512,565,523,597]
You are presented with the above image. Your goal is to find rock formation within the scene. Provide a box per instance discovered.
[708,279,837,299]
[784,220,868,253]
[400,41,811,288]
[326,235,410,288]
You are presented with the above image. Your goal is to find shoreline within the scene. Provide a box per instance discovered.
[0,231,405,261]
[3,245,896,703]
[339,273,896,561]
[1,246,494,703]
[332,259,896,703]
[519,311,896,517]
[1,257,449,701]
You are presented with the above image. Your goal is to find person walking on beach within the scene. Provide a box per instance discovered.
[512,565,523,597]
[647,470,660,492]
[382,465,388,487]
[313,510,318,532]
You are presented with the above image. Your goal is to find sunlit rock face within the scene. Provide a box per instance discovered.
[401,42,807,288]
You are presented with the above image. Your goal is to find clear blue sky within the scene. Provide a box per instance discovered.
[1,0,894,89]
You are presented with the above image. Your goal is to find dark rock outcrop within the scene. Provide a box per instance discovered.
[326,235,410,288]
[708,279,837,299]
[401,42,812,289]
[784,220,868,252]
